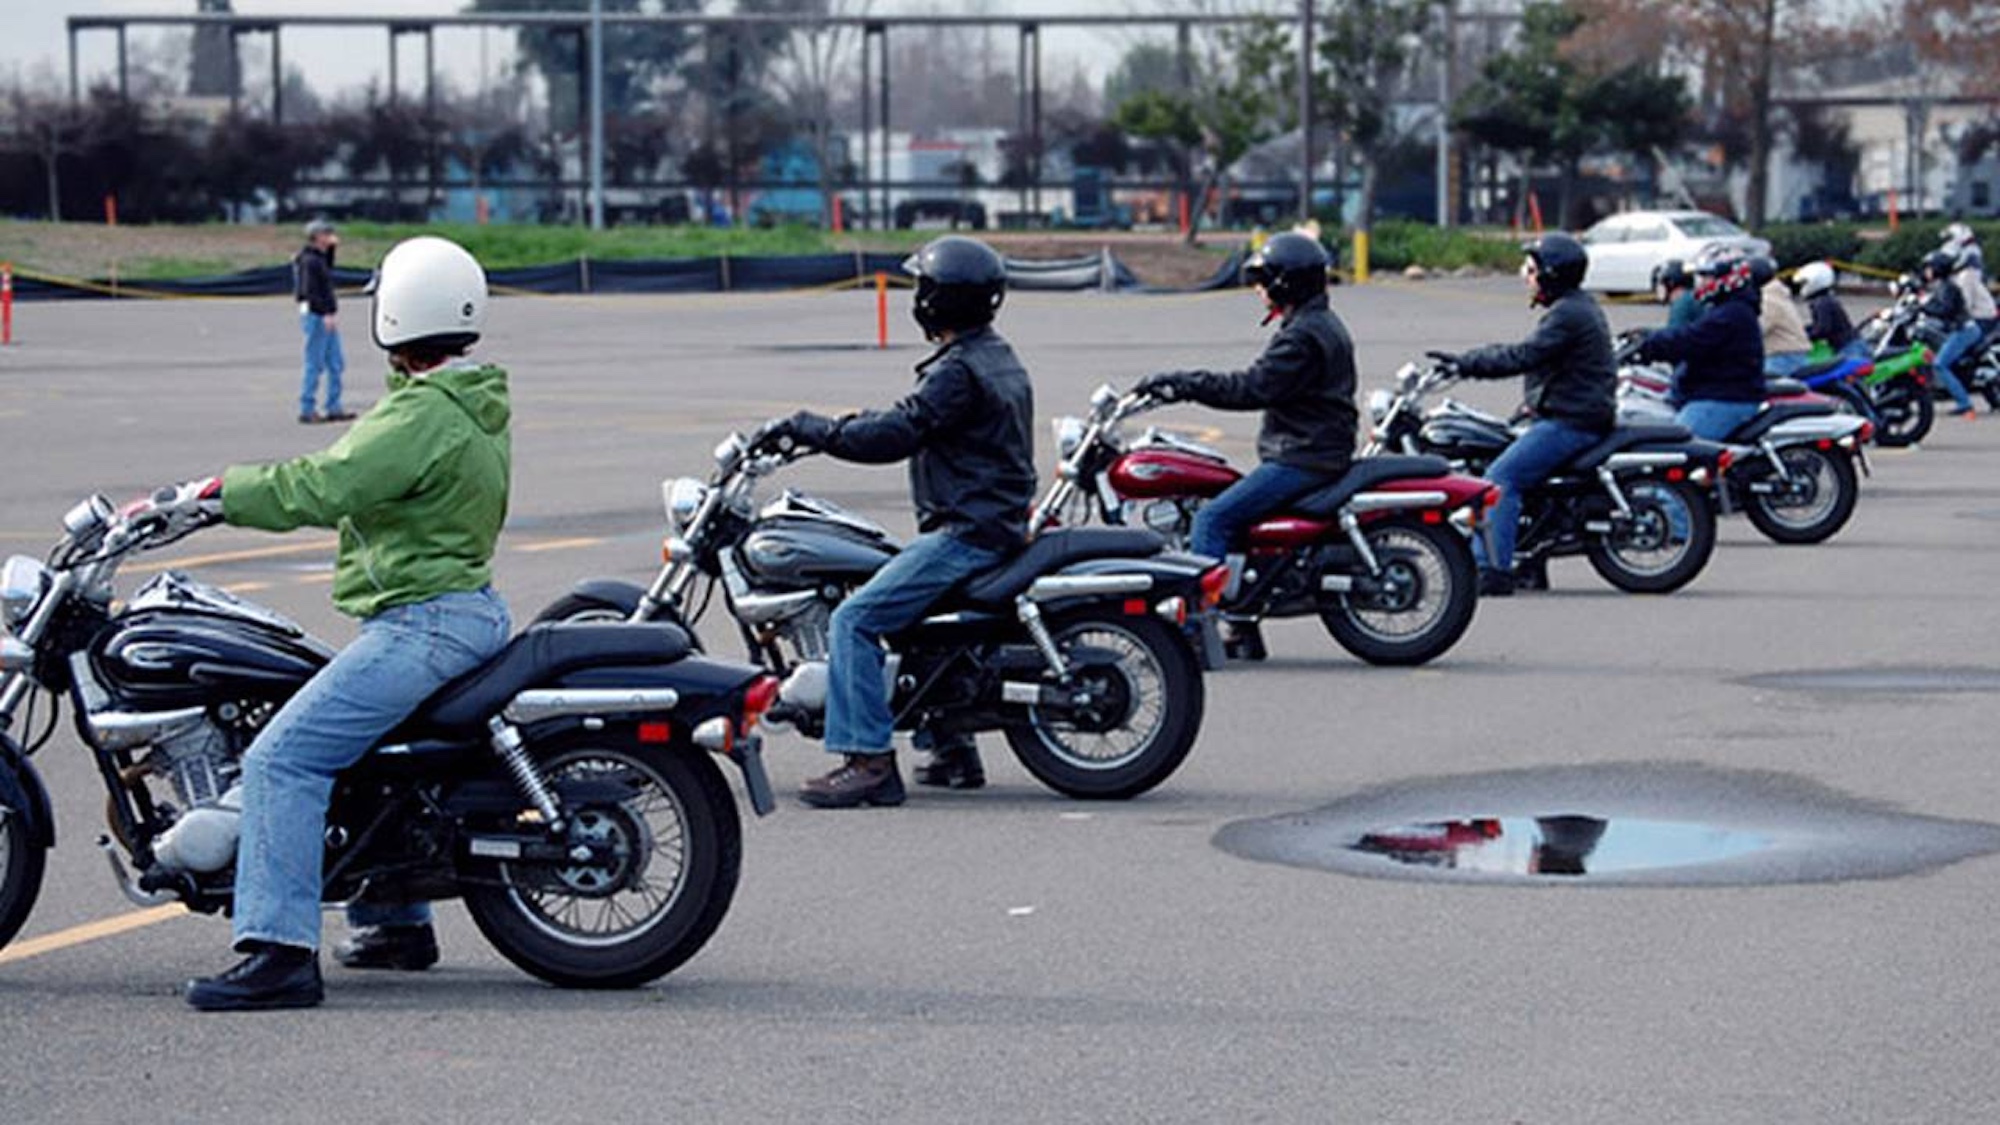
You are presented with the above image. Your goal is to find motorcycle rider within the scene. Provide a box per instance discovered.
[1427,233,1614,597]
[1133,231,1356,655]
[1752,255,1813,378]
[1942,225,1996,408]
[1634,249,1765,440]
[1654,258,1702,330]
[758,236,1034,807]
[1919,249,1980,418]
[158,237,513,1010]
[1792,261,1859,358]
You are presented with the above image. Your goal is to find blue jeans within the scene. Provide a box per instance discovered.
[1934,322,1980,410]
[1475,420,1602,573]
[1676,399,1762,441]
[825,532,1006,756]
[233,588,511,950]
[1190,461,1339,560]
[300,312,346,416]
[1764,352,1811,378]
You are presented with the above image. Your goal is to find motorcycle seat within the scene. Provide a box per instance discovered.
[1731,400,1836,442]
[957,528,1164,607]
[1766,376,1816,395]
[1789,358,1846,383]
[1560,424,1692,470]
[1289,455,1453,518]
[404,623,694,735]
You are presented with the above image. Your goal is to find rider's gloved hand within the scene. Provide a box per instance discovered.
[756,411,836,454]
[1136,373,1191,402]
[128,477,223,530]
[1424,350,1461,371]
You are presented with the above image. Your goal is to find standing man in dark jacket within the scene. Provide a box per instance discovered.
[760,236,1035,807]
[292,219,354,425]
[1430,233,1615,596]
[1635,250,1765,439]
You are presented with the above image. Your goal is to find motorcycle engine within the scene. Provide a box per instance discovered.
[139,705,261,873]
[778,599,833,662]
[1127,499,1195,546]
[149,719,239,809]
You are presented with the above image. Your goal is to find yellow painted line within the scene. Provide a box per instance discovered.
[126,538,338,575]
[297,572,336,585]
[514,536,607,554]
[219,581,273,594]
[0,904,187,966]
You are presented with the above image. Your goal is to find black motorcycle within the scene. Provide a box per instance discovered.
[1365,359,1729,594]
[0,492,779,988]
[540,430,1226,801]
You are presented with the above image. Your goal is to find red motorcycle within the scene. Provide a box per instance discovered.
[1029,386,1497,666]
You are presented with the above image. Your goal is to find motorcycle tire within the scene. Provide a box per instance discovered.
[1741,446,1860,545]
[1318,517,1478,667]
[1871,376,1934,447]
[535,593,704,652]
[1585,477,1716,594]
[1002,610,1203,801]
[463,732,741,989]
[0,787,47,951]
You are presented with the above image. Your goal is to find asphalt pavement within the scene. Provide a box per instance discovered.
[2,279,1998,1123]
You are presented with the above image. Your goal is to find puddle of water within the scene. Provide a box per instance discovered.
[1741,667,2000,694]
[1352,817,1771,878]
[1215,763,2000,888]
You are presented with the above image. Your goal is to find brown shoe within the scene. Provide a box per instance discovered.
[799,753,905,809]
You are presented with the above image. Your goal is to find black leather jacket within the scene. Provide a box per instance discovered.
[1457,289,1617,431]
[1168,294,1358,474]
[822,327,1036,551]
[293,244,338,316]
[1805,292,1855,350]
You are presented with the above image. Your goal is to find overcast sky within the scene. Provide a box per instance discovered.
[4,1,1295,101]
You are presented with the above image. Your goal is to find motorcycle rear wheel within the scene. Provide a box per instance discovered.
[1871,376,1934,447]
[463,733,741,989]
[1741,446,1859,545]
[1585,477,1716,594]
[1003,611,1203,800]
[1319,518,1478,666]
[0,796,47,951]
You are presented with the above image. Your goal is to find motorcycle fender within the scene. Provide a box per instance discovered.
[0,734,54,849]
[1764,416,1868,444]
[568,579,649,617]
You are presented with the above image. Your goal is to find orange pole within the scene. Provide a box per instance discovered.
[832,193,846,234]
[1887,189,1899,232]
[1178,191,1190,237]
[2,262,12,346]
[1528,191,1545,235]
[103,194,118,226]
[475,194,491,225]
[875,270,888,349]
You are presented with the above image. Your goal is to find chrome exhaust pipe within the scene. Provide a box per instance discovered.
[97,836,179,908]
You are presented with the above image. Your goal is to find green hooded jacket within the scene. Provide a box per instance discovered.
[222,362,512,619]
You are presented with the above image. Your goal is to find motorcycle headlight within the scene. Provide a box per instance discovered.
[663,477,709,531]
[1367,388,1393,425]
[1053,416,1086,459]
[2,555,51,631]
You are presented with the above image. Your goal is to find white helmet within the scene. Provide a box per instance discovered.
[1941,222,1976,255]
[1793,260,1837,299]
[370,236,488,351]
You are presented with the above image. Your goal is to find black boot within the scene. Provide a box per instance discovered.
[1478,568,1514,597]
[185,943,324,1012]
[1222,620,1268,662]
[914,743,986,790]
[335,924,440,972]
[799,753,906,809]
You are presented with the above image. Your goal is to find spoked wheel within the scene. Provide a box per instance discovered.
[1003,611,1203,800]
[1585,477,1716,593]
[1870,375,1934,447]
[463,735,740,989]
[1319,518,1479,666]
[1741,445,1860,545]
[0,796,47,952]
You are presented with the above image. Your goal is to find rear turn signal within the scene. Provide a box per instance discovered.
[1858,420,1876,443]
[1199,564,1230,609]
[1715,448,1735,473]
[741,673,782,734]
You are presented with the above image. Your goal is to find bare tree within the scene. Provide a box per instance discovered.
[763,0,871,227]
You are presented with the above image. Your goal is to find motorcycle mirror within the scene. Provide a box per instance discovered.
[1090,384,1118,412]
[714,433,746,468]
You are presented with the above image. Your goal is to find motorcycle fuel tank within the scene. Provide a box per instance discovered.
[94,578,335,708]
[1110,448,1242,501]
[1419,414,1513,463]
[739,516,898,589]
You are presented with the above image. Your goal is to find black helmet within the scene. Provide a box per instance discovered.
[1243,231,1330,310]
[1747,254,1779,287]
[1652,258,1690,294]
[1920,249,1957,280]
[903,235,1007,340]
[1524,233,1588,305]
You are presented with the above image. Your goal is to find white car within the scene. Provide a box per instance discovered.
[1579,210,1772,293]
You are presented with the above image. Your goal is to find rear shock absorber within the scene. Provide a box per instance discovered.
[487,718,565,831]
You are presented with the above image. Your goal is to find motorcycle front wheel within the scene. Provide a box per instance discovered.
[1585,477,1716,594]
[1741,445,1860,545]
[1003,611,1203,800]
[1870,375,1934,447]
[1318,517,1479,666]
[462,733,741,989]
[0,788,47,951]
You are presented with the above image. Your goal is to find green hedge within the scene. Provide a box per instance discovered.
[1759,220,2000,275]
[1364,220,1523,272]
